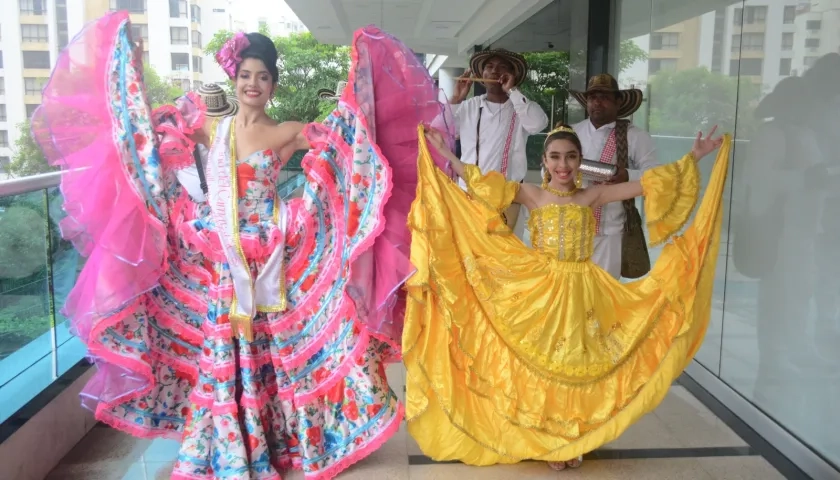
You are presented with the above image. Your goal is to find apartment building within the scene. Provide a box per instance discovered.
[84,0,209,92]
[0,0,86,172]
[643,0,837,90]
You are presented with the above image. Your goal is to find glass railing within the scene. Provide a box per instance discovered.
[0,171,87,424]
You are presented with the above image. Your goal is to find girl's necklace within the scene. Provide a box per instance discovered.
[542,184,578,197]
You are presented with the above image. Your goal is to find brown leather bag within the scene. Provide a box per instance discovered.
[615,120,651,279]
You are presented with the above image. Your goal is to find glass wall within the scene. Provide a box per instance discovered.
[616,0,840,469]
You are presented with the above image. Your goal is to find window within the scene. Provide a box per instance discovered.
[650,32,679,50]
[22,51,51,69]
[741,33,765,51]
[733,8,742,25]
[0,156,10,173]
[178,79,190,91]
[744,6,767,24]
[212,8,225,13]
[131,24,148,43]
[0,52,4,68]
[19,0,45,15]
[0,78,4,96]
[783,6,796,24]
[779,58,792,76]
[192,55,202,73]
[730,58,763,76]
[191,5,201,22]
[0,131,8,148]
[192,30,202,47]
[26,104,39,118]
[806,20,822,30]
[805,38,820,48]
[782,33,794,50]
[0,105,6,122]
[648,58,677,74]
[21,24,48,42]
[110,0,146,13]
[171,52,189,71]
[731,34,740,52]
[142,51,149,65]
[24,77,47,95]
[169,0,187,18]
[170,27,189,45]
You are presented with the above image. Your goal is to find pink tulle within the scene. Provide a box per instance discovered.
[30,12,167,344]
[339,26,457,348]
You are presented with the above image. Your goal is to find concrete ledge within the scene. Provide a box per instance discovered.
[0,368,95,480]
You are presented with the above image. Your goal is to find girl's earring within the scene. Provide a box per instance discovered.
[575,171,583,188]
[543,169,551,187]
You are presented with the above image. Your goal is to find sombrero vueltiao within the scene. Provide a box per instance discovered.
[198,83,239,117]
[317,81,348,101]
[570,73,643,118]
[469,49,529,87]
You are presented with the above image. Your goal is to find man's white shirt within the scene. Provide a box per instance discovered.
[453,90,548,187]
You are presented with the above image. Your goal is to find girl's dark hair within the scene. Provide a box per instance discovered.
[543,122,583,155]
[236,32,279,83]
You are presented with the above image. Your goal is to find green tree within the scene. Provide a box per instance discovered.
[205,31,349,123]
[143,64,184,108]
[647,67,761,137]
[520,41,648,129]
[7,120,56,178]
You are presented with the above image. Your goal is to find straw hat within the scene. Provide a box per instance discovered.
[197,83,238,117]
[570,73,643,118]
[469,49,529,87]
[317,81,348,101]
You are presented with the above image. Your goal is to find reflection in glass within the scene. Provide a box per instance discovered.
[618,0,840,468]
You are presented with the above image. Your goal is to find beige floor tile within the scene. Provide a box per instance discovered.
[601,412,684,449]
[408,462,558,480]
[696,456,786,480]
[653,386,747,448]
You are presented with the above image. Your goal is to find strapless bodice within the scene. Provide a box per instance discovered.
[527,203,596,262]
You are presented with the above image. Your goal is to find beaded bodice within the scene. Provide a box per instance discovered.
[527,204,596,262]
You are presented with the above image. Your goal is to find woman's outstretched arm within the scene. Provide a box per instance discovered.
[590,126,723,208]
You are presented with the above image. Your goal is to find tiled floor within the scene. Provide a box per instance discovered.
[47,365,789,480]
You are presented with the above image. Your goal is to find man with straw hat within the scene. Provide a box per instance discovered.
[451,48,548,230]
[570,73,657,280]
[177,83,239,202]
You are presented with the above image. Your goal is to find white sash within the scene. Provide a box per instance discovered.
[205,117,287,340]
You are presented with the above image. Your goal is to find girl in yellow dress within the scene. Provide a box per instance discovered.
[404,123,729,471]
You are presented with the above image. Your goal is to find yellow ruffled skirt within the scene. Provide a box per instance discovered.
[404,131,732,464]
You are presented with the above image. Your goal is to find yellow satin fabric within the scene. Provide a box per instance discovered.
[404,127,732,464]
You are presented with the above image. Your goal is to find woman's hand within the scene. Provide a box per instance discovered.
[691,125,724,161]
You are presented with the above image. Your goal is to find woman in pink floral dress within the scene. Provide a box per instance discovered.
[31,11,453,480]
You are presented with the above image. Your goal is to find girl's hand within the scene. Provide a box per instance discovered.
[424,127,449,154]
[691,125,724,160]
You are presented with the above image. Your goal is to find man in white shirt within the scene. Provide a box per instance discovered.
[570,74,657,279]
[451,49,548,229]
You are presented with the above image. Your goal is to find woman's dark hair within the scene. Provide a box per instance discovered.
[236,32,279,83]
[543,122,583,155]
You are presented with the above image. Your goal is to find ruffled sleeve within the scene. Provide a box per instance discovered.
[463,164,521,213]
[151,92,206,171]
[640,153,701,246]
